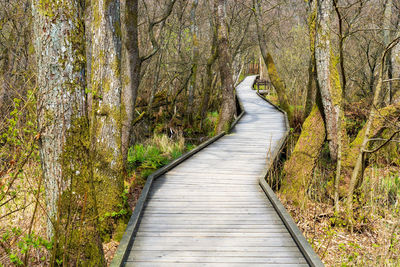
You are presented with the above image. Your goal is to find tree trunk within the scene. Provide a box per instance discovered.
[345,42,399,224]
[90,0,125,236]
[383,0,393,105]
[304,1,317,120]
[315,0,341,161]
[253,0,293,123]
[343,102,400,172]
[187,0,199,123]
[215,0,236,133]
[147,52,163,114]
[200,10,218,127]
[391,24,400,103]
[121,0,141,161]
[85,0,93,115]
[281,105,326,205]
[32,0,104,264]
[392,40,400,103]
[0,48,8,115]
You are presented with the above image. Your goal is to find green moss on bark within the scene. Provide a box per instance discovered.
[281,105,326,206]
[58,116,105,266]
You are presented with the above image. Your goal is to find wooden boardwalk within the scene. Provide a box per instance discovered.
[118,76,322,266]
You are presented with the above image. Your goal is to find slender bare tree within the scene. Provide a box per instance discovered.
[215,0,236,133]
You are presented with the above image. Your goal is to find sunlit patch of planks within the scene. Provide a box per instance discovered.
[123,76,317,266]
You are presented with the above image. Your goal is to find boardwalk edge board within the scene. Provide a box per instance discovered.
[255,91,325,267]
[111,86,246,267]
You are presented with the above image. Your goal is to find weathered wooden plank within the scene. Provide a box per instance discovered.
[132,236,298,247]
[125,262,309,267]
[127,256,307,264]
[128,250,304,258]
[138,219,284,225]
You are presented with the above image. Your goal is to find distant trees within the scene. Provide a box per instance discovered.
[252,0,293,123]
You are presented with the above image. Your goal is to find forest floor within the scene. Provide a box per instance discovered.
[280,195,400,266]
[263,92,400,266]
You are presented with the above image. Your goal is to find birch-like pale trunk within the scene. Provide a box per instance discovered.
[32,0,104,263]
[215,0,236,133]
[315,0,340,160]
[90,0,124,234]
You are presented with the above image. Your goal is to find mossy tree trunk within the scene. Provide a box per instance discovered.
[304,0,318,120]
[85,0,93,115]
[315,0,341,161]
[345,41,400,224]
[121,0,141,161]
[215,0,236,133]
[32,0,104,264]
[281,105,326,206]
[252,0,293,123]
[90,0,125,237]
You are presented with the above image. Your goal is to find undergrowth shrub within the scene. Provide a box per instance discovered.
[127,134,186,178]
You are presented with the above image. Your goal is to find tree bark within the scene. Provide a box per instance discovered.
[200,7,218,127]
[121,0,141,161]
[32,0,104,264]
[215,0,236,133]
[90,0,125,236]
[147,52,163,114]
[304,0,318,120]
[383,0,393,104]
[345,40,399,224]
[281,105,326,205]
[0,48,7,115]
[253,0,293,123]
[315,0,341,160]
[187,0,199,123]
[85,0,93,115]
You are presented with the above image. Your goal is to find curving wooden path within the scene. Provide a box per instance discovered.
[117,76,323,266]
